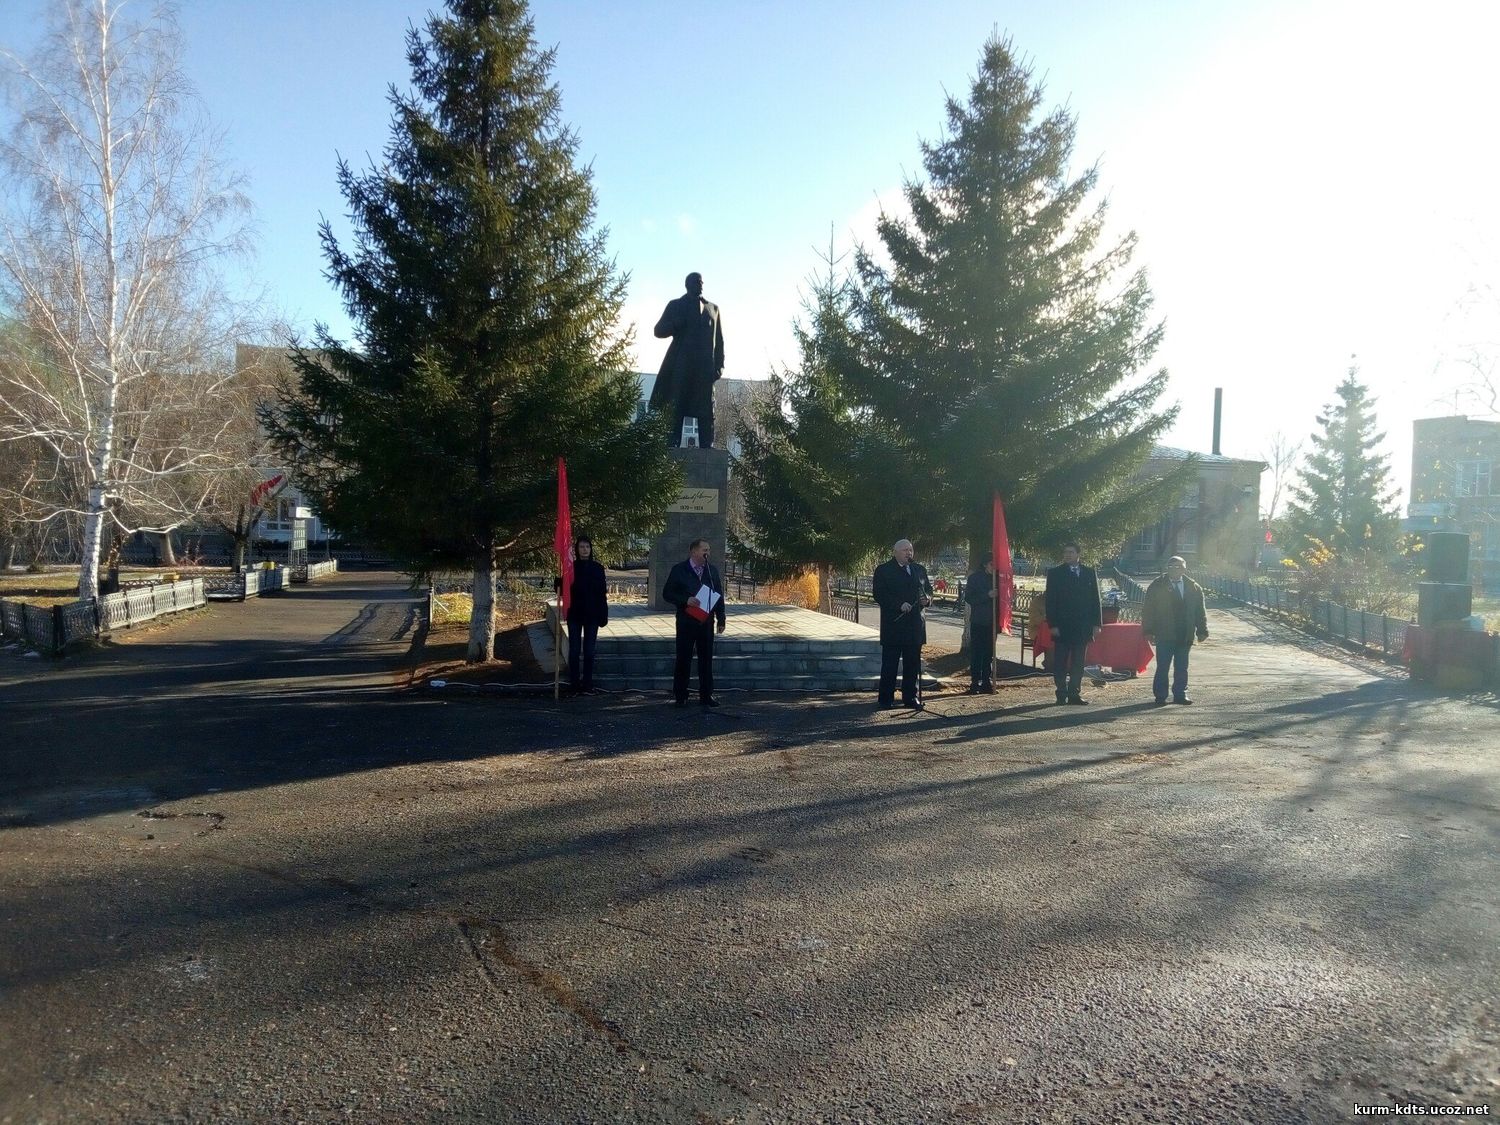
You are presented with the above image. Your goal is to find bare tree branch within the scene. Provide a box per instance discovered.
[0,0,260,594]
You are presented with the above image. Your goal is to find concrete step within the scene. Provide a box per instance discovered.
[583,674,884,694]
[591,652,882,678]
[594,638,879,657]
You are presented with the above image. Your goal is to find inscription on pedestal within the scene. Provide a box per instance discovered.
[667,488,720,514]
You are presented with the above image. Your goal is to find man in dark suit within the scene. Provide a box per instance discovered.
[649,272,725,448]
[873,538,933,710]
[1140,555,1209,705]
[1043,541,1102,705]
[661,537,727,706]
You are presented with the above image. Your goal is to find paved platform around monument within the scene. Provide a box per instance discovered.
[532,601,913,693]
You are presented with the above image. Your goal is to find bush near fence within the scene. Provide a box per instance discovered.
[1170,573,1411,664]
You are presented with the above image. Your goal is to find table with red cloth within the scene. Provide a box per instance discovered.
[1031,618,1155,674]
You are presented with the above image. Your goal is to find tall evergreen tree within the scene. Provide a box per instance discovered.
[841,36,1188,559]
[264,0,675,661]
[732,253,915,611]
[1284,366,1399,556]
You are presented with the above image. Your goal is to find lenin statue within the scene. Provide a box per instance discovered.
[649,272,725,448]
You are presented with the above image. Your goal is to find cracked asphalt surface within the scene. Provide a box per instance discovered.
[1,572,1497,1123]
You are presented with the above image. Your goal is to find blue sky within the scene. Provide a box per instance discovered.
[6,0,1500,506]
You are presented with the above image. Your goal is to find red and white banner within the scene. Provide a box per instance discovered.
[250,473,286,507]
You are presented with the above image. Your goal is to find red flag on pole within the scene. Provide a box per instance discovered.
[992,491,1015,635]
[555,459,573,617]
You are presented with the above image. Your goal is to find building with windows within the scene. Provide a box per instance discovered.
[1114,445,1267,577]
[1407,415,1500,590]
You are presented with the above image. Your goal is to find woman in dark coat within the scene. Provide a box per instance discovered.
[567,535,609,693]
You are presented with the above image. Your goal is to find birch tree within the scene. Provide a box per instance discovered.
[0,0,254,595]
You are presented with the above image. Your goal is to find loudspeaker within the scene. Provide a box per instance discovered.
[1416,581,1472,627]
[1425,532,1471,584]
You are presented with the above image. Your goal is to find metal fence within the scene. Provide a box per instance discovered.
[293,559,339,583]
[0,577,208,656]
[1192,574,1410,662]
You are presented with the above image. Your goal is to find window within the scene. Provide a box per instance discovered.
[1179,482,1201,510]
[1175,518,1199,555]
[1132,525,1157,553]
[1484,521,1500,561]
[265,498,294,532]
[1457,461,1492,497]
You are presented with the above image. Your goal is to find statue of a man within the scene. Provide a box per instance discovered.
[648,272,725,448]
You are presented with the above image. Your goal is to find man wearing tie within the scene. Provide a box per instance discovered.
[1141,555,1209,705]
[1043,542,1102,705]
[662,538,727,706]
[872,539,933,710]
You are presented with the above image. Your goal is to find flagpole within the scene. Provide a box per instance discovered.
[553,456,572,703]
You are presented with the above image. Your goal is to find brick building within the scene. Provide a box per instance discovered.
[1407,415,1500,591]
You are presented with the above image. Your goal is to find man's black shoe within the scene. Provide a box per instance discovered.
[1055,694,1067,705]
[877,700,897,710]
[1154,698,1169,706]
[966,685,979,695]
[673,698,688,708]
[1173,696,1194,705]
[1067,695,1088,705]
[904,700,925,711]
[701,697,720,707]
[980,684,996,694]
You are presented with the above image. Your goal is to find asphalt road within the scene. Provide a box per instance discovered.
[1,572,1496,1123]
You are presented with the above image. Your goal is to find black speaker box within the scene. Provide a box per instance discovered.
[1417,581,1473,627]
[1425,532,1471,584]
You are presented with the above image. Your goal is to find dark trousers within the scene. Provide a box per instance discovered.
[880,643,922,705]
[674,620,714,701]
[969,628,994,687]
[567,619,598,689]
[1153,640,1191,701]
[1052,639,1089,699]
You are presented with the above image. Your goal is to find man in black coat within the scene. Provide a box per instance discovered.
[649,272,725,448]
[1043,541,1102,705]
[965,552,997,694]
[661,537,727,706]
[872,538,933,710]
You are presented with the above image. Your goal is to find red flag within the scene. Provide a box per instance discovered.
[992,491,1016,635]
[555,458,573,616]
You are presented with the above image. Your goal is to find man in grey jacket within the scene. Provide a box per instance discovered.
[1140,556,1209,705]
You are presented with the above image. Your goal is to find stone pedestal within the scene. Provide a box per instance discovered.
[649,448,729,612]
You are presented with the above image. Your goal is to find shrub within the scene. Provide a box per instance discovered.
[764,570,820,609]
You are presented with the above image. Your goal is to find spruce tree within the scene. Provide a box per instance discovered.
[841,36,1188,559]
[732,254,915,610]
[264,0,675,661]
[1284,367,1399,556]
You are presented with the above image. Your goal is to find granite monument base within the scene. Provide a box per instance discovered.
[649,447,729,612]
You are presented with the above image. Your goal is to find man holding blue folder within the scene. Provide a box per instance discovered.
[662,538,727,707]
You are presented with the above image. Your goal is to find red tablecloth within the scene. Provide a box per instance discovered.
[1032,620,1155,673]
